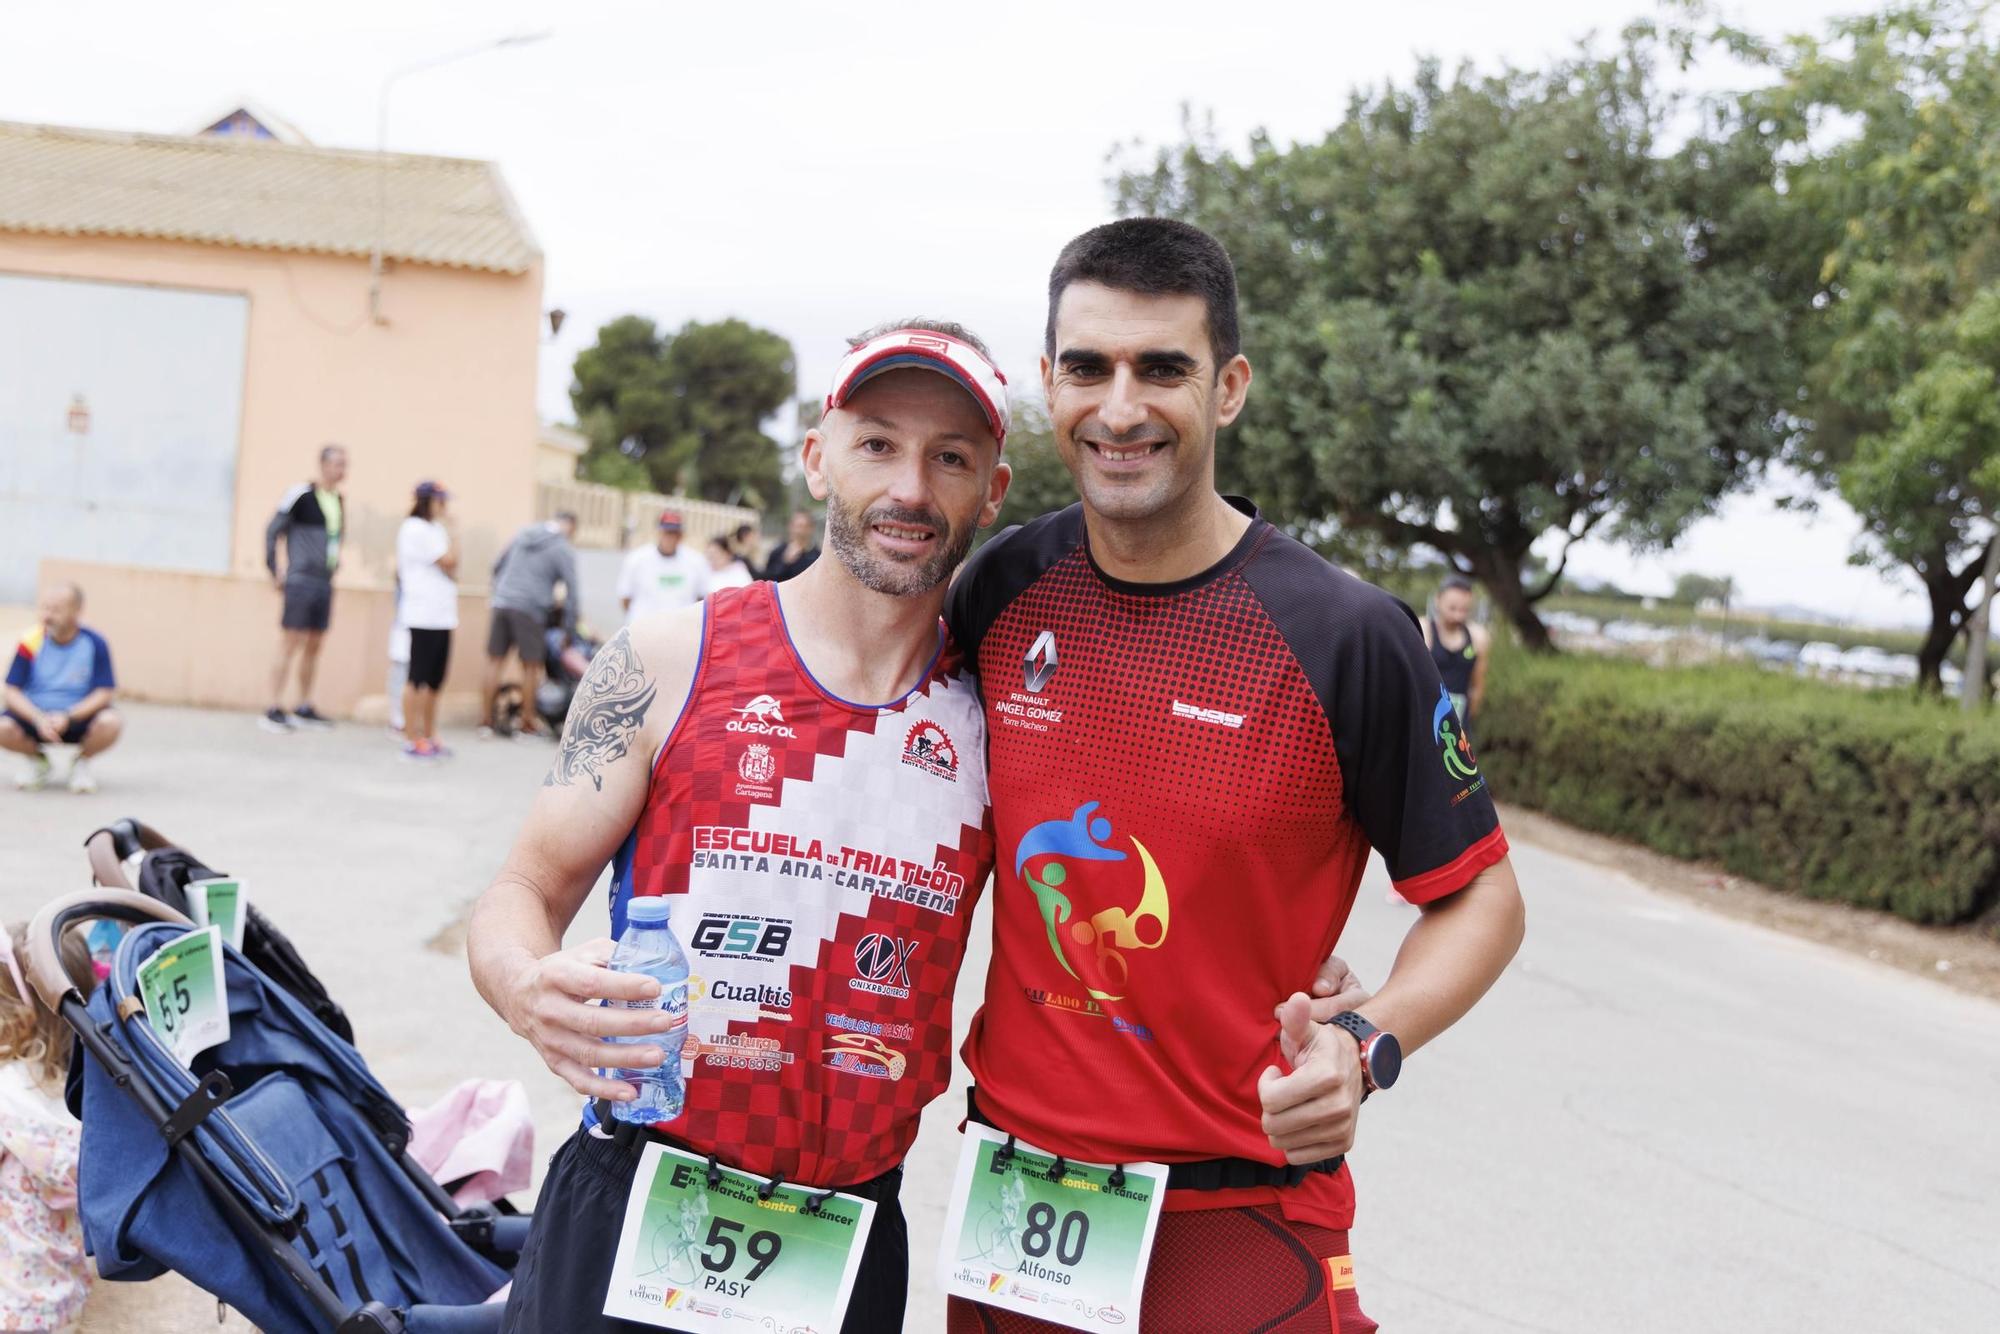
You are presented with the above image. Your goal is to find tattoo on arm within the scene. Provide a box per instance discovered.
[545,628,658,791]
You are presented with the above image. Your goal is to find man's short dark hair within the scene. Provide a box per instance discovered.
[849,318,994,361]
[319,442,346,464]
[1045,218,1241,365]
[1440,575,1476,595]
[553,510,578,527]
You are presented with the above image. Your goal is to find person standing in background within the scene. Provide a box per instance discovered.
[397,481,459,761]
[262,443,347,733]
[481,512,580,739]
[760,507,821,581]
[730,521,763,571]
[1423,574,1489,740]
[615,510,709,624]
[703,535,755,592]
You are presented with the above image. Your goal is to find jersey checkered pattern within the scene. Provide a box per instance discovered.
[607,581,995,1187]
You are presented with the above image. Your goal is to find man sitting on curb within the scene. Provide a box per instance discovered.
[2,583,122,793]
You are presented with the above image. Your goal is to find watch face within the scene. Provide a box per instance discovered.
[1368,1032,1403,1091]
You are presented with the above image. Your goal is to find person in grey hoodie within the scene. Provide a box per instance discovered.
[262,444,348,732]
[481,512,580,737]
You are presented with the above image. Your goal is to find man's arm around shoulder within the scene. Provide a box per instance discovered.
[467,606,703,1104]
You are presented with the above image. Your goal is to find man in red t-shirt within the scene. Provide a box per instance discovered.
[947,220,1527,1332]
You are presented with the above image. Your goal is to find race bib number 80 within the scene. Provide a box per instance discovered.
[937,1123,1166,1333]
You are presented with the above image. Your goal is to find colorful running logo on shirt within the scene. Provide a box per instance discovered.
[1432,684,1479,781]
[1015,802,1171,1001]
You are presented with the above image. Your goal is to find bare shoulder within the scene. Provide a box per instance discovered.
[624,602,707,692]
[1470,621,1492,651]
[544,605,705,792]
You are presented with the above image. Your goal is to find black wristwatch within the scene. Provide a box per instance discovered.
[1327,1012,1402,1094]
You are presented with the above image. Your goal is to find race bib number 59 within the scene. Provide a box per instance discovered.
[603,1142,876,1331]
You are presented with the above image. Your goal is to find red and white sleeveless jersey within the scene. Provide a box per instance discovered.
[605,581,995,1187]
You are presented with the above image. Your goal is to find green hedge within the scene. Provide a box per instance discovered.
[1479,653,2000,926]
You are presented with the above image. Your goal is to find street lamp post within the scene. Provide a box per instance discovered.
[368,29,550,324]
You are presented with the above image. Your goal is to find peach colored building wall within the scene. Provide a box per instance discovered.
[37,560,498,725]
[2,231,543,714]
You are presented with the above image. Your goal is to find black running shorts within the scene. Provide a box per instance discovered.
[503,1128,910,1334]
[407,628,451,691]
[281,579,333,633]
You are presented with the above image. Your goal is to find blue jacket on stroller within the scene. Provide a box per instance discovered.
[33,891,523,1334]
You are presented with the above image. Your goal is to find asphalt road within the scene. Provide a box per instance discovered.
[5,702,1996,1332]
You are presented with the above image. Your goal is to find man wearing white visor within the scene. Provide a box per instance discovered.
[472,320,1012,1333]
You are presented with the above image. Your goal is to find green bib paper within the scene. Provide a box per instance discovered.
[188,878,247,950]
[602,1141,876,1330]
[135,926,230,1065]
[937,1123,1167,1333]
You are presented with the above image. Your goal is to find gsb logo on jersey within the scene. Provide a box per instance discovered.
[850,933,918,999]
[690,915,793,961]
[727,694,798,738]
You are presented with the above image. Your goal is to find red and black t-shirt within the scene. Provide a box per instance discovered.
[947,501,1507,1226]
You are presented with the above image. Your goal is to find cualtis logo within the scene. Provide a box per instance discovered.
[1016,801,1170,1001]
[1432,684,1479,781]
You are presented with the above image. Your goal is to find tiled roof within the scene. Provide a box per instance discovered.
[0,119,539,274]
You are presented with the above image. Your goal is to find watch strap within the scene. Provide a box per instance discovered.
[1328,1011,1383,1093]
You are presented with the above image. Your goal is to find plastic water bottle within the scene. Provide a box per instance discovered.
[606,896,689,1123]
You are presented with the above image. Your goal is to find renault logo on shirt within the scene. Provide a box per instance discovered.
[1023,630,1058,692]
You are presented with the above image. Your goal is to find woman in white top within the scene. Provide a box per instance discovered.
[396,482,460,760]
[705,535,755,591]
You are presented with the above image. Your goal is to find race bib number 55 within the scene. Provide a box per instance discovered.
[937,1123,1166,1333]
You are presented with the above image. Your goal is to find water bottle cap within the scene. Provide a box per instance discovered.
[626,897,670,925]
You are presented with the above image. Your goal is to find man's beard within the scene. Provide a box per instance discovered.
[825,487,974,596]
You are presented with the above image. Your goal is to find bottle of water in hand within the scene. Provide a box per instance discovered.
[606,896,689,1123]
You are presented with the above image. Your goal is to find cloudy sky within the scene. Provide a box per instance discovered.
[3,0,1928,626]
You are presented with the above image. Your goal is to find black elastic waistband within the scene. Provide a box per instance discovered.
[589,1100,902,1203]
[965,1086,1342,1192]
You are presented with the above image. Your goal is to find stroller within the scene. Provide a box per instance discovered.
[533,620,600,734]
[85,818,354,1042]
[24,821,533,1333]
